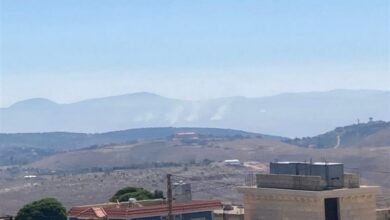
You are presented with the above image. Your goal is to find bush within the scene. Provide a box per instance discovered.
[110,187,164,202]
[16,198,66,220]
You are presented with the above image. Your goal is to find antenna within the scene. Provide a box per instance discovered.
[324,159,329,187]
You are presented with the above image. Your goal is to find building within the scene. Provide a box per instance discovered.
[174,132,199,140]
[214,204,244,220]
[238,161,380,220]
[173,181,192,202]
[376,208,390,220]
[223,160,241,166]
[67,199,222,220]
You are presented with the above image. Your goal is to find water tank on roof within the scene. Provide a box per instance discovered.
[173,181,192,202]
[270,161,344,189]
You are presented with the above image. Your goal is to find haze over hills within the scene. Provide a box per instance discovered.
[1,89,389,137]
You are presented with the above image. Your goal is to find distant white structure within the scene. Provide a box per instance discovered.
[23,175,37,179]
[223,159,241,166]
[173,181,192,202]
[174,132,199,140]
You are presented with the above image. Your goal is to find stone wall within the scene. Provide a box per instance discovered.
[256,174,326,191]
[377,208,390,220]
[338,193,377,219]
[238,186,379,220]
[344,173,360,188]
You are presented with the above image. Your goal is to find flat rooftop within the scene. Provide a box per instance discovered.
[274,161,342,165]
[238,185,379,197]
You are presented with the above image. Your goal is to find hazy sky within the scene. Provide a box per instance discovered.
[1,0,389,107]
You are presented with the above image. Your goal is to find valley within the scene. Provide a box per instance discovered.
[0,123,390,215]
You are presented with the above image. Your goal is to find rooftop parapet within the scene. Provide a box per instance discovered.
[270,161,345,189]
[255,162,360,190]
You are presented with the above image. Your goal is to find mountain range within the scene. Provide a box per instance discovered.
[1,89,389,137]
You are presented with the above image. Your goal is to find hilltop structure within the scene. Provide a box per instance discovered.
[238,161,379,220]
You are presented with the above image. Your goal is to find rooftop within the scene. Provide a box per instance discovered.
[257,161,359,190]
[238,185,380,196]
[273,161,343,165]
[68,199,222,219]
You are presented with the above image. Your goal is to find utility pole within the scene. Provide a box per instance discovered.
[167,174,173,220]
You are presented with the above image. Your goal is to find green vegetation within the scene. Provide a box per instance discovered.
[15,198,66,220]
[110,187,164,202]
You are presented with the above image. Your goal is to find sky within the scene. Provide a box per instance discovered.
[0,0,389,107]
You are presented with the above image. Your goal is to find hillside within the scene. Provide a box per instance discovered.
[1,90,389,137]
[285,121,390,148]
[21,134,390,203]
[1,125,390,215]
[0,127,261,150]
[0,127,263,166]
[27,138,293,171]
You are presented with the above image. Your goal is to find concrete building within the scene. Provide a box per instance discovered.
[377,208,390,220]
[238,161,380,220]
[173,181,192,202]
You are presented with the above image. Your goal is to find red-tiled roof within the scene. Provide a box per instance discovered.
[68,200,222,219]
[69,207,107,218]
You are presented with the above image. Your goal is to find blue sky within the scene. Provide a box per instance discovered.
[0,0,389,107]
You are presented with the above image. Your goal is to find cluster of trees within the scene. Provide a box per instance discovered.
[15,198,66,220]
[15,186,162,219]
[110,187,164,202]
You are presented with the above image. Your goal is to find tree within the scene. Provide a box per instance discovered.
[16,198,66,220]
[153,190,164,199]
[110,187,164,202]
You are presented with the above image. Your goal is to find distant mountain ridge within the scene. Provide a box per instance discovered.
[0,127,262,151]
[1,89,389,137]
[285,120,390,148]
[0,127,264,166]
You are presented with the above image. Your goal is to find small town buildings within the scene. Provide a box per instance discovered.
[238,161,380,220]
[67,199,222,220]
